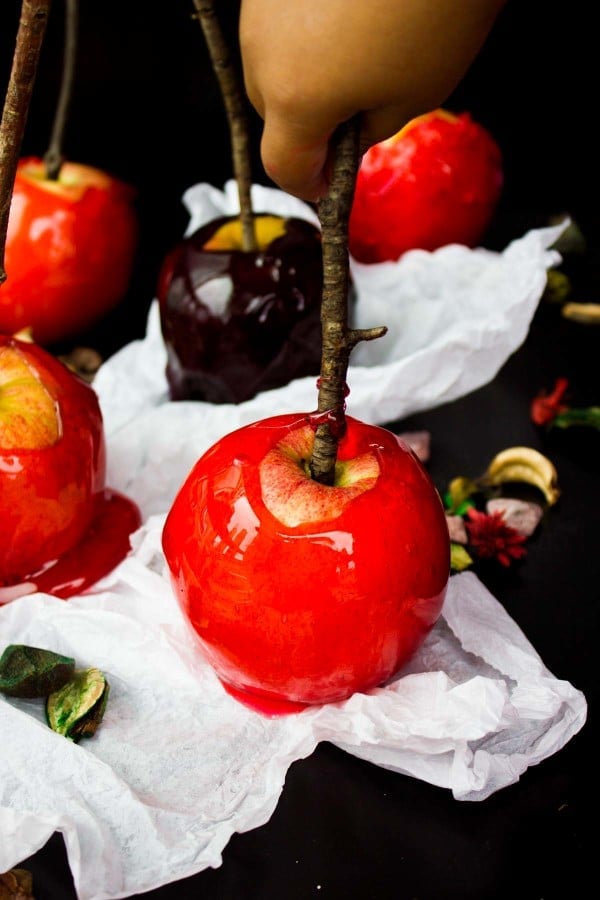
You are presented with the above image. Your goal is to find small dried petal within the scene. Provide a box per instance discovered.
[395,430,431,462]
[466,508,527,567]
[450,543,473,572]
[46,668,109,742]
[530,377,570,426]
[0,645,75,698]
[486,498,544,537]
[446,514,468,544]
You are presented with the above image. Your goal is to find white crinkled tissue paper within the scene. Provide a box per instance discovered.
[0,183,587,900]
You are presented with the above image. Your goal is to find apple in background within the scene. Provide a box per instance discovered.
[0,157,139,345]
[162,414,450,712]
[0,334,141,599]
[157,214,327,404]
[349,109,504,264]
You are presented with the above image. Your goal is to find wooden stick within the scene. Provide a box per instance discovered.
[192,0,256,251]
[0,0,52,284]
[44,0,78,180]
[310,118,387,485]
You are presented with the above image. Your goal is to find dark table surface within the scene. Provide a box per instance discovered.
[10,211,599,899]
[2,1,599,895]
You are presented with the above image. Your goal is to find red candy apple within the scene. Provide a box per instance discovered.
[0,334,140,598]
[349,109,503,264]
[0,157,138,344]
[158,213,327,404]
[162,413,450,711]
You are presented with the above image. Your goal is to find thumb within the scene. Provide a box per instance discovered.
[260,111,330,203]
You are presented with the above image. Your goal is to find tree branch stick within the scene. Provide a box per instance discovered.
[309,118,387,485]
[192,0,256,251]
[0,0,52,284]
[44,0,78,179]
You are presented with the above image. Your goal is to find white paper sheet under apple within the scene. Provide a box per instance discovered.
[0,185,587,899]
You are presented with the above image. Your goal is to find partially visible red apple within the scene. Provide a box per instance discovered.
[0,157,139,344]
[162,413,450,711]
[349,109,503,264]
[0,335,142,598]
[157,214,327,404]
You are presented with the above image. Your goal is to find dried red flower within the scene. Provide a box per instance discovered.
[465,508,527,567]
[531,377,570,426]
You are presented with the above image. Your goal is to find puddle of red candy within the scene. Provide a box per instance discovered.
[30,488,142,599]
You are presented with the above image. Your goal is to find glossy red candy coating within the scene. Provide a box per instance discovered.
[158,215,325,404]
[349,110,503,264]
[0,336,105,585]
[33,488,142,599]
[162,414,450,711]
[1,158,138,344]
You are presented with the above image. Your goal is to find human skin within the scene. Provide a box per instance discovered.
[240,0,506,201]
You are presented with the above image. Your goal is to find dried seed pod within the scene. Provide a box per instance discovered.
[0,645,75,698]
[0,867,34,900]
[483,446,560,506]
[46,667,109,741]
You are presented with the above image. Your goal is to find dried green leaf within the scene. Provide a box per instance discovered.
[46,667,109,742]
[0,645,75,698]
[552,406,600,430]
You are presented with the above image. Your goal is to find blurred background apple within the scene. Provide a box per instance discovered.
[1,157,138,344]
[348,109,504,264]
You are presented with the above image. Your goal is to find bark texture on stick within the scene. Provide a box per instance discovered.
[310,119,387,485]
[193,0,256,252]
[44,0,78,180]
[0,0,52,284]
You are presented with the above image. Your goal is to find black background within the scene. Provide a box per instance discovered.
[1,2,599,898]
[1,0,598,356]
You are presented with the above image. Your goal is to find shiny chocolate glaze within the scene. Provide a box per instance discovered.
[159,215,325,404]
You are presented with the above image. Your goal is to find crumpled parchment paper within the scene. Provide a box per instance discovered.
[0,518,587,900]
[93,182,566,519]
[0,184,586,899]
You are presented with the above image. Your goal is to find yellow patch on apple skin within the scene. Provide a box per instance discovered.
[0,346,60,450]
[259,425,380,527]
[203,216,287,252]
[18,159,113,200]
[387,108,459,146]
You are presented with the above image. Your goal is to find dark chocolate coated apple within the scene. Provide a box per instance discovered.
[158,214,327,404]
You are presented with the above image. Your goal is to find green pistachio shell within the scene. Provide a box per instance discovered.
[0,645,75,698]
[46,667,109,742]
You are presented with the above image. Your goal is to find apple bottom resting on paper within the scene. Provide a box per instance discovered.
[0,335,141,600]
[162,414,450,712]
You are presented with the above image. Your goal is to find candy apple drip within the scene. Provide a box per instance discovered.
[44,0,78,180]
[310,119,387,485]
[193,0,257,252]
[0,0,51,283]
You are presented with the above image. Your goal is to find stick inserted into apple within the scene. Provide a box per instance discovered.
[162,119,451,715]
[157,1,330,404]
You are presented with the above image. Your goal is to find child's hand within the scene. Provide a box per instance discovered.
[240,0,505,201]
